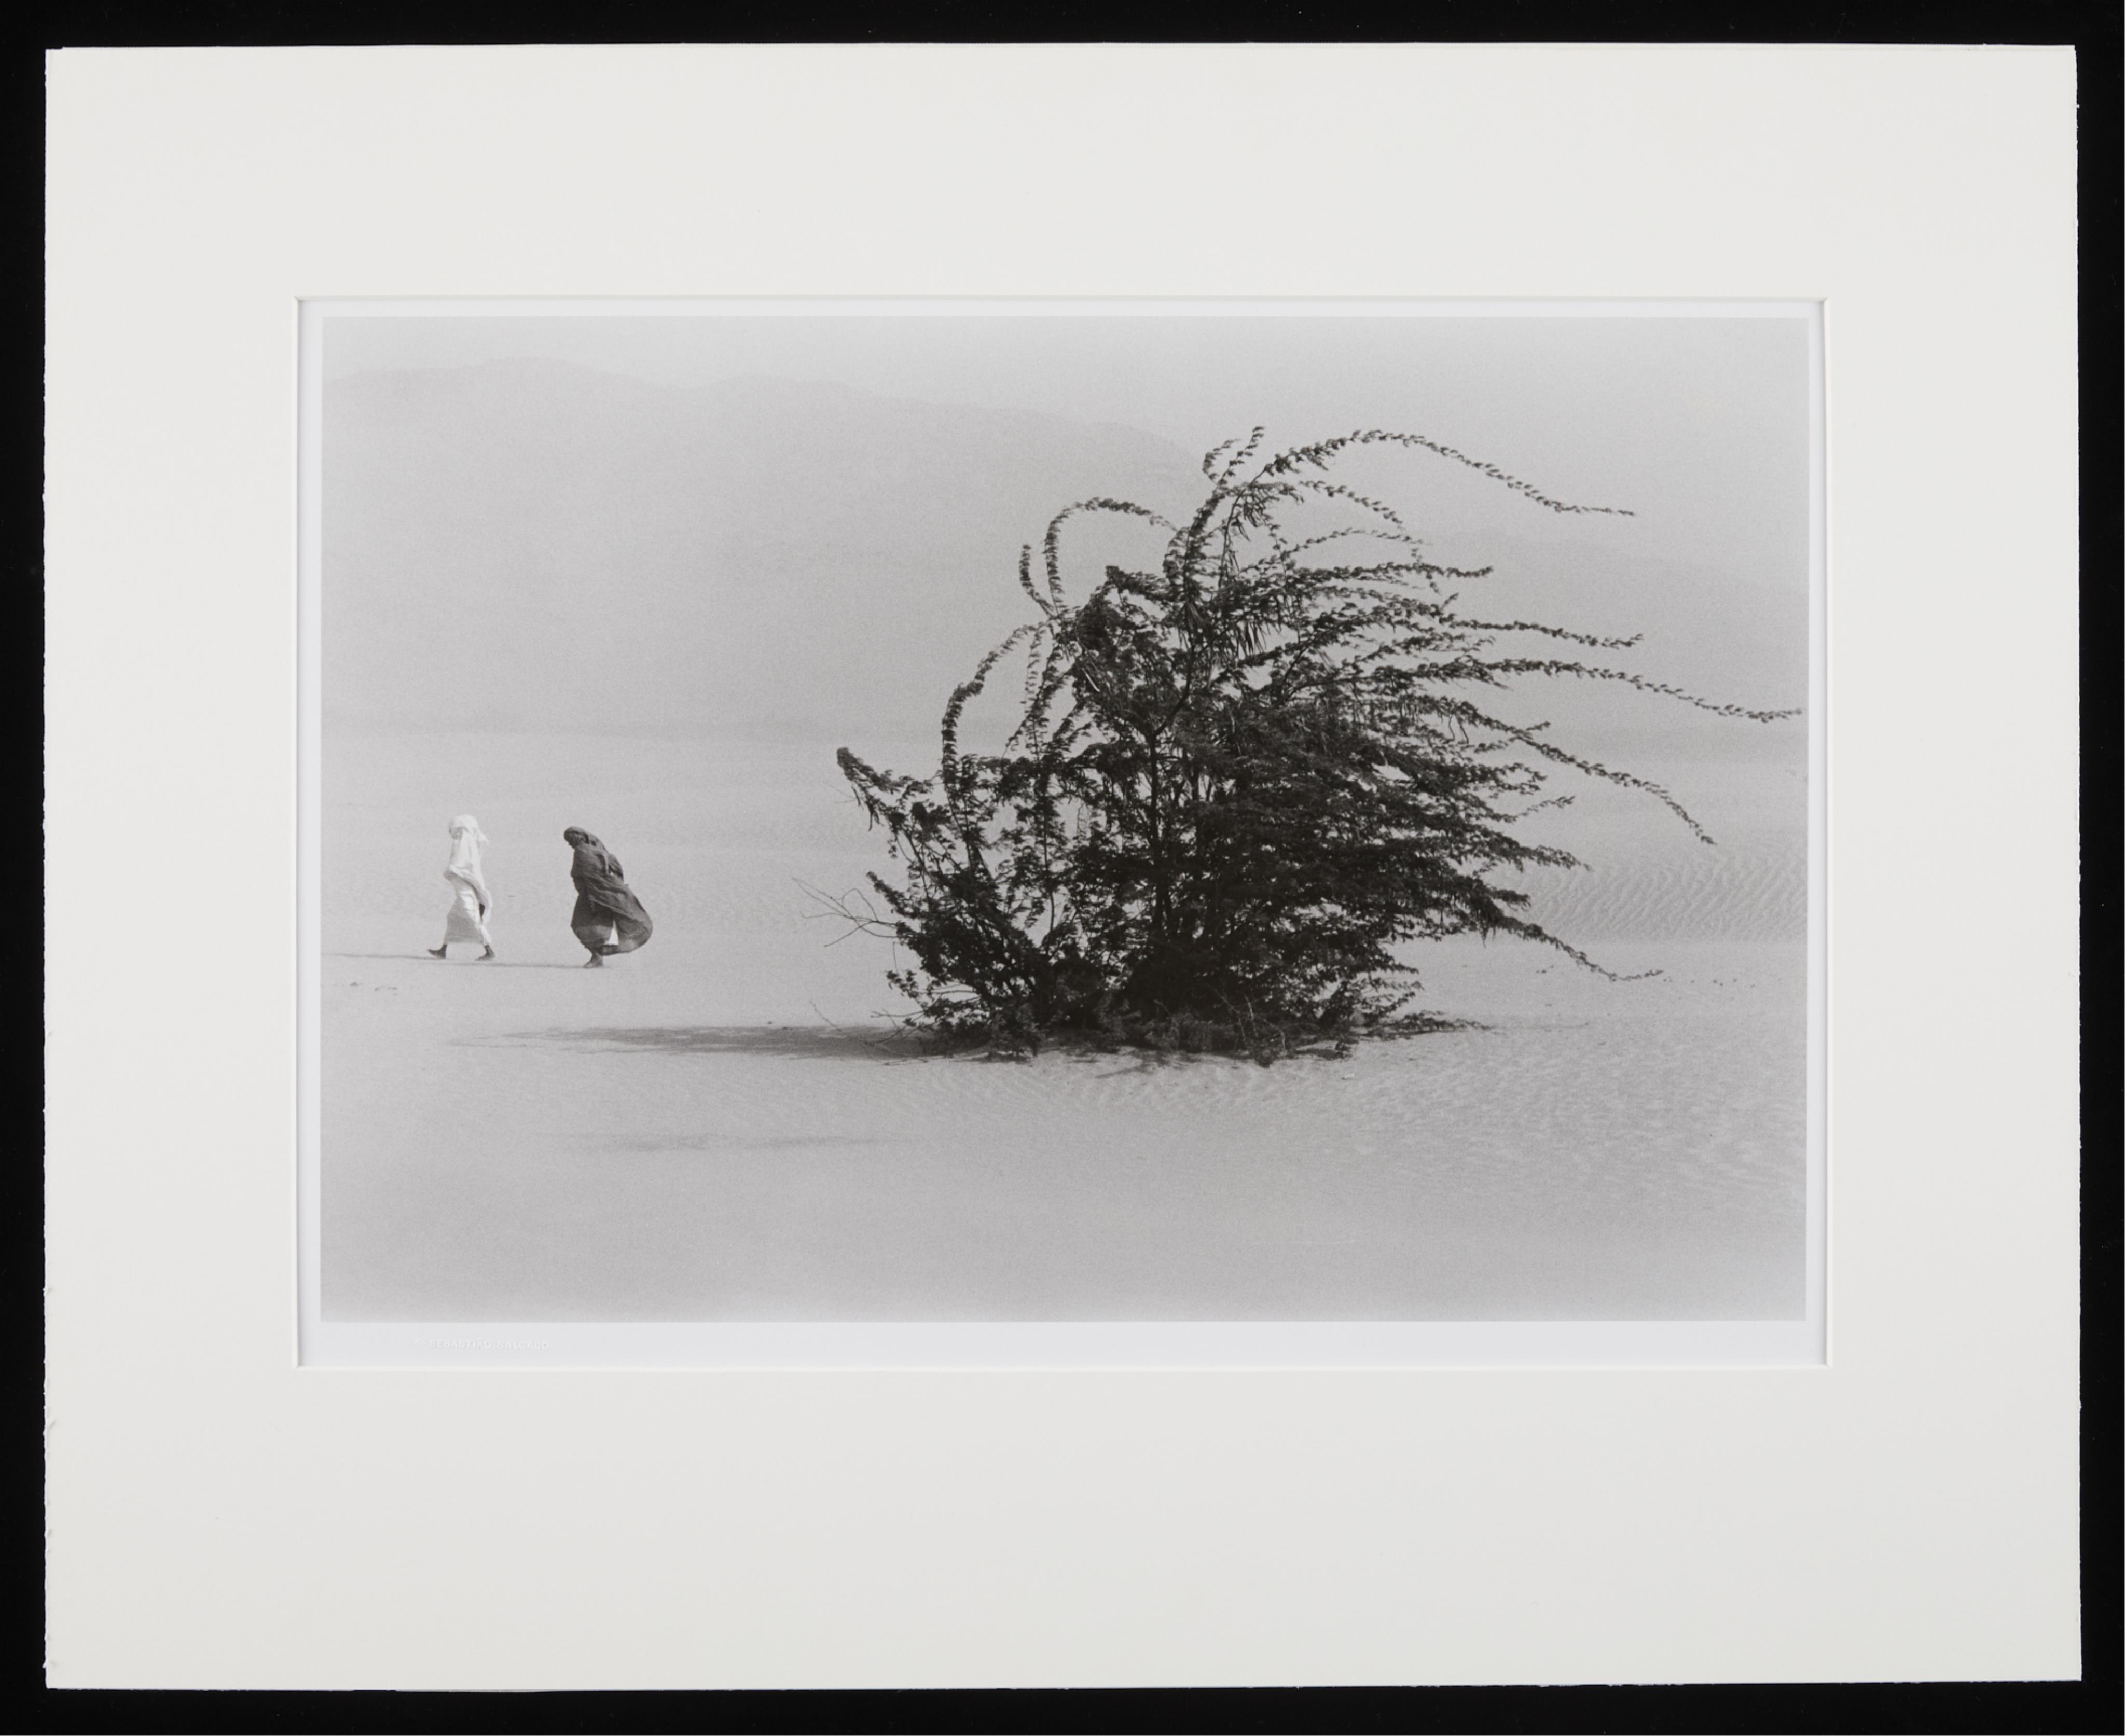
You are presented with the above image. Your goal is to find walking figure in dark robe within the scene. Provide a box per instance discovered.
[563,827,653,967]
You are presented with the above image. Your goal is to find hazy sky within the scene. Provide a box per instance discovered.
[319,307,1814,773]
[324,307,1814,592]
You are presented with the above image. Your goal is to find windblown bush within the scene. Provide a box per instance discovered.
[834,429,1796,1057]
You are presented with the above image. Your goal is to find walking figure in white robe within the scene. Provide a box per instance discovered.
[429,814,496,960]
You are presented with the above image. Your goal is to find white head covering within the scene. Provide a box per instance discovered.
[446,815,490,893]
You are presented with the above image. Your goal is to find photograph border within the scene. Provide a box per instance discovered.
[46,44,2079,1689]
[298,294,1828,1370]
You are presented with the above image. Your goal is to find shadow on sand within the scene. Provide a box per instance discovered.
[482,1024,927,1063]
[327,951,584,972]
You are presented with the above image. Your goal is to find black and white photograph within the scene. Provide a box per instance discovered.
[49,41,2082,1697]
[303,302,1822,1354]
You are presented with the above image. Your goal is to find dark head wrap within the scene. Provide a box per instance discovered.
[562,826,653,955]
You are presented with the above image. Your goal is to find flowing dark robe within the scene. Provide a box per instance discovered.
[565,830,653,955]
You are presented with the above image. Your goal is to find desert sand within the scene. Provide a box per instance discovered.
[322,729,1807,1322]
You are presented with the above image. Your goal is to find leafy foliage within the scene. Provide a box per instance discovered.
[833,429,1796,1058]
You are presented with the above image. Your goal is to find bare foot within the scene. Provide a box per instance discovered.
[427,947,448,958]
[583,955,603,968]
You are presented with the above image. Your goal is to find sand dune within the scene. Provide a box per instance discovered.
[321,729,1809,1322]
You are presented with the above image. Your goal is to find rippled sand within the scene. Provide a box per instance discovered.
[321,732,1808,1321]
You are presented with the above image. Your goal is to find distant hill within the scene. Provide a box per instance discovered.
[324,360,1203,741]
[323,359,1805,766]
